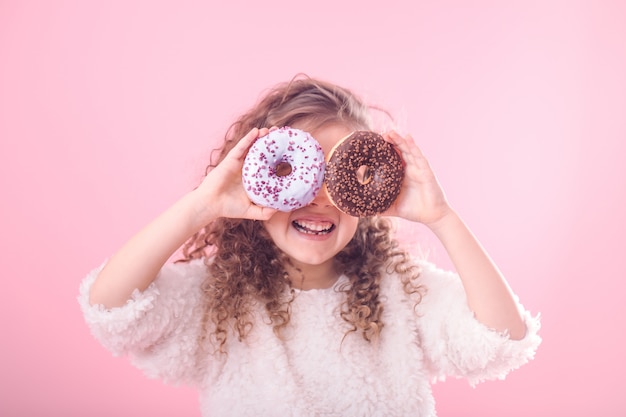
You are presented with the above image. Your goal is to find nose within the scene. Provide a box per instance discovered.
[310,185,333,207]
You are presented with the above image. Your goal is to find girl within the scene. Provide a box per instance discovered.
[79,76,541,416]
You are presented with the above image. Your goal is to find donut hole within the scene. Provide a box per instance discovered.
[275,162,293,177]
[356,165,373,185]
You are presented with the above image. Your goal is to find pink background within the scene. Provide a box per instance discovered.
[1,1,625,415]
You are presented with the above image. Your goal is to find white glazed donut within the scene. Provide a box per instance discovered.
[242,127,325,211]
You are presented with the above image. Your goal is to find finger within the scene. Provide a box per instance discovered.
[384,130,413,153]
[383,131,415,167]
[388,131,429,167]
[385,130,411,151]
[380,203,400,218]
[244,205,278,221]
[229,128,260,160]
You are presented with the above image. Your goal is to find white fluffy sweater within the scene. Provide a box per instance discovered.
[78,259,541,416]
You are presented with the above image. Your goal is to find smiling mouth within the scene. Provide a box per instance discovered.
[292,220,336,235]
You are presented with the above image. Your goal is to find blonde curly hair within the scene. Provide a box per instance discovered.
[180,75,422,352]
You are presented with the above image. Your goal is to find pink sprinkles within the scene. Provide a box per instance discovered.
[242,127,326,211]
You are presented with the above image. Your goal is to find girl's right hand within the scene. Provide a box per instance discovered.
[192,127,277,225]
[90,127,276,308]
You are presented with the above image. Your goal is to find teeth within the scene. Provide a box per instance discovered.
[293,220,334,234]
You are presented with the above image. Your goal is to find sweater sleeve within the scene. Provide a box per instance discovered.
[414,260,541,387]
[77,259,209,387]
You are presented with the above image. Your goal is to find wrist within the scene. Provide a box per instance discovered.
[423,206,460,234]
[179,188,220,231]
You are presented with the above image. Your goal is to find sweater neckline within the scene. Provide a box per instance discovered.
[292,274,348,294]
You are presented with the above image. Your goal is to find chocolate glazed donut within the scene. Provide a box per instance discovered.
[325,131,405,217]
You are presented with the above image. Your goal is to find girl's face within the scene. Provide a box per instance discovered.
[263,123,359,284]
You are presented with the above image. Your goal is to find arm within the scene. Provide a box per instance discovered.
[427,210,526,339]
[90,127,277,308]
[384,131,526,340]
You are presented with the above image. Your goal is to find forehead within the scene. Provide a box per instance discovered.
[294,123,353,156]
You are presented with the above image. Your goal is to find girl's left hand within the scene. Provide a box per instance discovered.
[383,131,452,225]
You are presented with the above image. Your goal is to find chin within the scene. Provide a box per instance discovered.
[292,254,335,267]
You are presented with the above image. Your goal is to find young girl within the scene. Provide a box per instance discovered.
[79,76,541,416]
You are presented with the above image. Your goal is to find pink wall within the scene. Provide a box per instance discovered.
[2,1,625,415]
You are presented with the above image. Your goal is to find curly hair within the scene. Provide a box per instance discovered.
[180,75,423,352]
